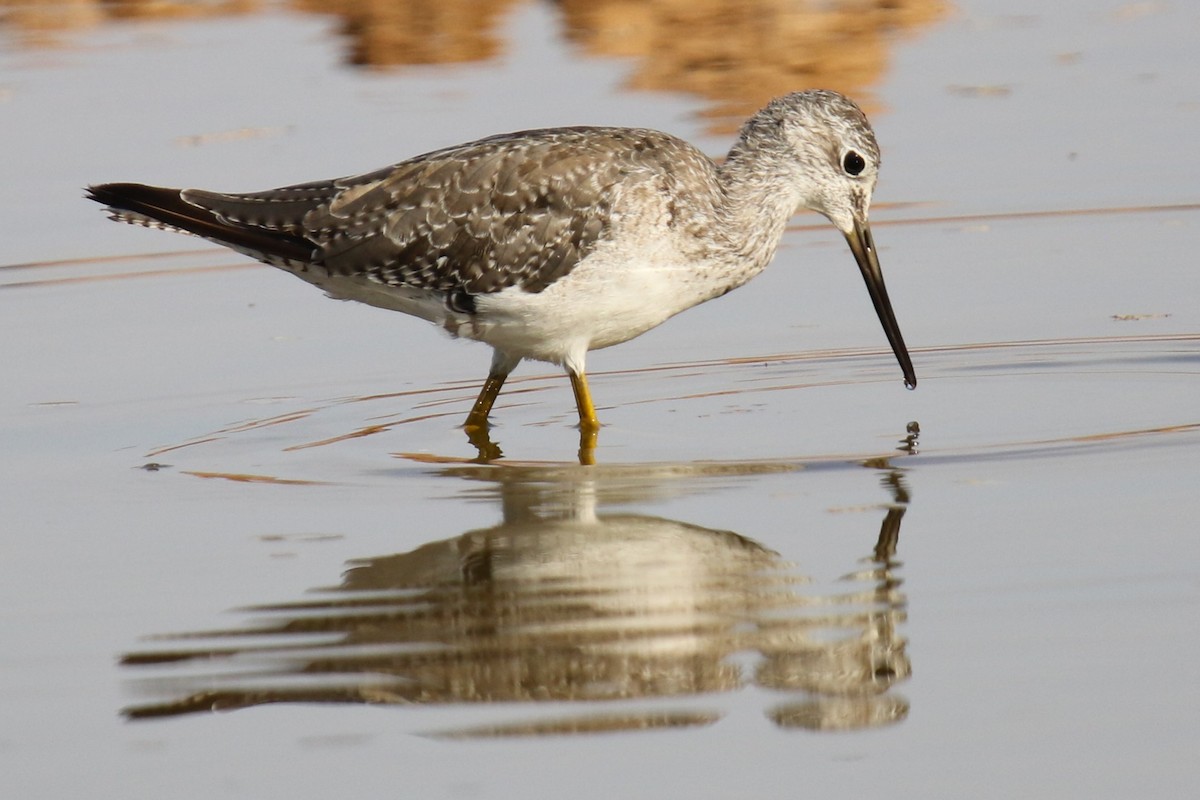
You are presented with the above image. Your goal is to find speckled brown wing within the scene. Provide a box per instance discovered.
[185,127,692,296]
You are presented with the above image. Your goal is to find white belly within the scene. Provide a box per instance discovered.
[470,240,754,370]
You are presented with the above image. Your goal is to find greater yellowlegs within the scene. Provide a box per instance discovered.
[88,90,915,442]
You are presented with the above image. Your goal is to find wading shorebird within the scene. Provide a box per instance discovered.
[88,90,915,458]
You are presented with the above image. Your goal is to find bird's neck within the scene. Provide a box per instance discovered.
[715,146,803,272]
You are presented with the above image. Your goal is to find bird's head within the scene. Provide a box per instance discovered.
[733,90,915,389]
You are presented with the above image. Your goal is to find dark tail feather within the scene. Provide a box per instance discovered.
[86,182,315,265]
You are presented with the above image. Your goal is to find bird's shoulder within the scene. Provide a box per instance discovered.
[336,127,718,292]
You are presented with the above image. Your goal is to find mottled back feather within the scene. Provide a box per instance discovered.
[107,126,713,296]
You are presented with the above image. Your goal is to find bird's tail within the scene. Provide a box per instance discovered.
[85,182,314,265]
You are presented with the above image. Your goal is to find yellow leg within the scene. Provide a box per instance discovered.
[464,372,507,430]
[568,369,599,466]
[567,369,600,431]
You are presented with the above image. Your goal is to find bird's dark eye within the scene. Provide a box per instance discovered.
[843,150,866,176]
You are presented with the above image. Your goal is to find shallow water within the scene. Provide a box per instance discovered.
[2,1,1199,797]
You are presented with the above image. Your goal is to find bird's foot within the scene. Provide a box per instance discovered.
[463,423,504,463]
[576,420,599,466]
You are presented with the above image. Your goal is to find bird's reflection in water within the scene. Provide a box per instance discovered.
[122,459,913,736]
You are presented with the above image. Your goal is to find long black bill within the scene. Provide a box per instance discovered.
[844,218,917,389]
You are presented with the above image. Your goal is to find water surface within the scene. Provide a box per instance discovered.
[2,1,1198,797]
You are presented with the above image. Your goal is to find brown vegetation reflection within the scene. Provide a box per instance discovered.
[2,0,946,128]
[558,0,947,128]
[292,0,525,67]
[121,461,912,736]
[0,0,261,47]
